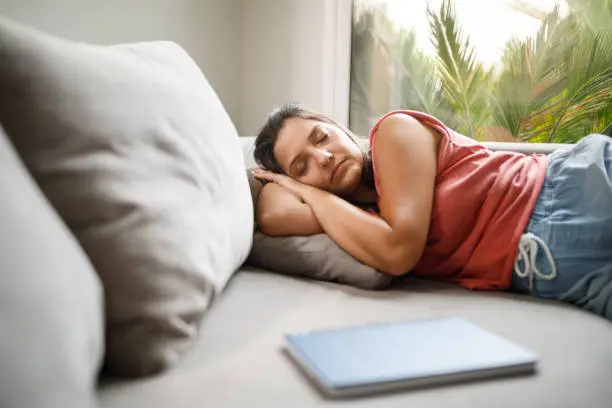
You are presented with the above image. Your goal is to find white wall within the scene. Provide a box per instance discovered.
[240,0,352,135]
[0,0,352,136]
[0,0,242,130]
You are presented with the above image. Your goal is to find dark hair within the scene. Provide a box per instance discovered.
[253,103,374,189]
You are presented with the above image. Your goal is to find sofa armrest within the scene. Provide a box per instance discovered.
[241,136,571,157]
[481,142,570,155]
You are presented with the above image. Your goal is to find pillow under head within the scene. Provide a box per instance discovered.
[246,171,392,290]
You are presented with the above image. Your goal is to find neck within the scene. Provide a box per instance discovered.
[345,183,378,205]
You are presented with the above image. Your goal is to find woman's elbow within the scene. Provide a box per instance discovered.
[380,244,422,276]
[382,259,413,277]
[258,211,284,237]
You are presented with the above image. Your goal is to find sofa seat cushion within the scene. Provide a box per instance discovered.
[99,267,612,408]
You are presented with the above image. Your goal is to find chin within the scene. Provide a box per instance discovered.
[337,166,361,194]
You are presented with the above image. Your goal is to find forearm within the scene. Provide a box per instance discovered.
[258,203,323,236]
[301,187,418,275]
[256,183,323,236]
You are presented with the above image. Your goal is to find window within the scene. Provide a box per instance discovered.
[349,0,612,143]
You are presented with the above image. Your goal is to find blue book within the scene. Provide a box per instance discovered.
[284,317,538,398]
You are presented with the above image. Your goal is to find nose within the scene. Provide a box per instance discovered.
[314,148,333,168]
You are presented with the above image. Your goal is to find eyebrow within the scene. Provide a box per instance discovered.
[288,125,319,174]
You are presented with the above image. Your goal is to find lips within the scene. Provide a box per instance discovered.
[331,159,347,183]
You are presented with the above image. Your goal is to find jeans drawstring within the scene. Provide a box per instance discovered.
[513,232,557,291]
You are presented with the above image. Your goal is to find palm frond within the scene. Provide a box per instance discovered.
[546,31,612,141]
[349,6,379,134]
[398,30,444,115]
[427,0,491,136]
[374,27,451,123]
[567,0,612,33]
[491,7,578,140]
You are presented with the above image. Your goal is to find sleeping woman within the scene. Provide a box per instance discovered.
[251,104,612,321]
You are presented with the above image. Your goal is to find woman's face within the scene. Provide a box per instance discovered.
[273,117,364,195]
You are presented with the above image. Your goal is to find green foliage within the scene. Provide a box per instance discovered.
[350,6,377,134]
[427,0,492,136]
[396,29,449,122]
[545,30,612,142]
[350,0,612,143]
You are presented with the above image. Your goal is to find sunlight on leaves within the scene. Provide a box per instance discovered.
[350,0,612,143]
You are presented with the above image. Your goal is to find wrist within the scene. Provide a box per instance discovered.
[299,184,322,204]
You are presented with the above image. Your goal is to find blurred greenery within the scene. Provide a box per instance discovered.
[350,0,612,143]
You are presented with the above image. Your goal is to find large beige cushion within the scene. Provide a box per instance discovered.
[0,126,103,408]
[0,17,252,376]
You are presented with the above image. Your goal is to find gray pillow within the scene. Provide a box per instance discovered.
[0,17,253,376]
[246,171,392,290]
[0,126,104,408]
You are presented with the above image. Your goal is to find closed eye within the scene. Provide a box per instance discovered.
[317,132,329,144]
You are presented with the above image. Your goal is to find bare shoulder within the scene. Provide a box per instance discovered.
[377,112,422,130]
[373,113,441,159]
[376,114,440,143]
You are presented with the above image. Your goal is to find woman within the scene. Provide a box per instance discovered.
[251,104,612,321]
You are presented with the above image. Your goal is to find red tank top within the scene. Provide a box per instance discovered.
[369,111,547,290]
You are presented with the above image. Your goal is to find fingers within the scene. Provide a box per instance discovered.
[251,168,275,182]
[250,168,267,177]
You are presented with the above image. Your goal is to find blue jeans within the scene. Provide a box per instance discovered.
[511,134,612,321]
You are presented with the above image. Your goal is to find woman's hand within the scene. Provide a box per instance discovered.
[251,168,310,200]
